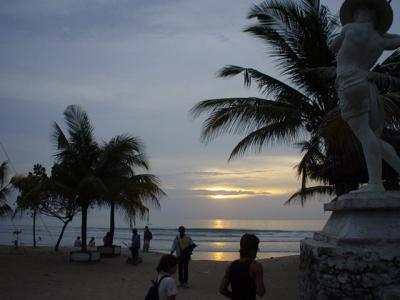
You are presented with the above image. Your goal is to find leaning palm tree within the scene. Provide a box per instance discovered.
[191,0,400,204]
[0,161,12,217]
[52,105,105,252]
[98,135,165,244]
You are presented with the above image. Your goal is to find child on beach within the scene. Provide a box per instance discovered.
[219,234,266,300]
[156,254,178,300]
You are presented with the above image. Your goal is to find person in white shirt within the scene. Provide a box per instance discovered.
[157,254,178,300]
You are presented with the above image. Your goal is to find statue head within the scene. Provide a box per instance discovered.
[353,5,377,24]
[340,0,393,34]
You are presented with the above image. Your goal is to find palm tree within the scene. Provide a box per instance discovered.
[12,164,48,247]
[98,135,166,244]
[0,162,12,217]
[52,105,105,252]
[191,0,400,204]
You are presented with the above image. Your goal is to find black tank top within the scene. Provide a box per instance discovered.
[229,259,256,300]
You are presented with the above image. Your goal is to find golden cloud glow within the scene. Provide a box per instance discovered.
[210,194,250,199]
[191,185,290,199]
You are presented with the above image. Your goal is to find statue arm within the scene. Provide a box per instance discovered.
[383,33,400,50]
[329,31,345,54]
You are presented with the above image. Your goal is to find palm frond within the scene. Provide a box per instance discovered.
[229,118,302,160]
[285,185,334,206]
[191,97,302,144]
[218,65,308,100]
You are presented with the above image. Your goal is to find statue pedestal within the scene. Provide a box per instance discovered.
[300,192,400,300]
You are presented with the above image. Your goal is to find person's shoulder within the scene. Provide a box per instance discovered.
[250,260,263,272]
[161,276,176,288]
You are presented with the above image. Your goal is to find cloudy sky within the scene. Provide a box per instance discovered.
[1,0,400,226]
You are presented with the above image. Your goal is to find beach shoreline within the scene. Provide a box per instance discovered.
[0,245,299,300]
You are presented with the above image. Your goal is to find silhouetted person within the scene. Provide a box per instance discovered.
[74,236,82,248]
[130,228,141,265]
[88,237,96,248]
[219,234,266,300]
[143,226,153,253]
[170,226,196,288]
[103,232,112,247]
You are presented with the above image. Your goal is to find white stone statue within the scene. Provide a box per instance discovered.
[332,0,400,192]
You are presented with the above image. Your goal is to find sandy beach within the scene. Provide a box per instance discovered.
[0,246,299,300]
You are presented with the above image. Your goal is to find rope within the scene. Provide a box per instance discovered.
[39,214,56,244]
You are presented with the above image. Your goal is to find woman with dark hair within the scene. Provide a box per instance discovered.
[156,254,178,300]
[219,234,266,300]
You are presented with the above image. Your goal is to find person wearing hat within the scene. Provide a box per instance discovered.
[219,234,266,300]
[170,226,196,288]
[332,0,400,192]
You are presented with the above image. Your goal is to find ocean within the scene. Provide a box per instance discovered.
[0,219,325,261]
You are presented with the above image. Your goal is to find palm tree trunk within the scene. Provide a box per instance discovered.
[33,210,37,248]
[54,218,72,251]
[110,202,115,245]
[81,205,88,252]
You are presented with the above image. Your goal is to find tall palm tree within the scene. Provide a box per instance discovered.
[52,105,105,252]
[98,135,165,244]
[0,161,12,217]
[191,0,400,204]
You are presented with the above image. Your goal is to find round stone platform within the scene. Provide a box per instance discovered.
[315,191,400,246]
[300,191,400,300]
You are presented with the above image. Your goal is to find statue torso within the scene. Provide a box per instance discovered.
[337,23,384,75]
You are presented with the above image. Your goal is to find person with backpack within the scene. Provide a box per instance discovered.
[170,226,196,288]
[145,254,178,300]
[143,226,153,253]
[219,234,266,300]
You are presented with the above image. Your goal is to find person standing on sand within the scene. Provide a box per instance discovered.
[170,226,196,288]
[219,234,266,300]
[143,226,153,253]
[130,228,141,265]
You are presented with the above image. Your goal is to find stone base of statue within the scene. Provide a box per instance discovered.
[300,191,400,300]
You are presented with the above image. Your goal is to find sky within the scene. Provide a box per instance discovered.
[1,0,400,227]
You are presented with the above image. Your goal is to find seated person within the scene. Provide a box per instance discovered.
[88,237,96,248]
[103,232,112,247]
[74,236,82,248]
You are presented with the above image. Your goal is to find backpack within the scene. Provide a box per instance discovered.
[144,275,169,300]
